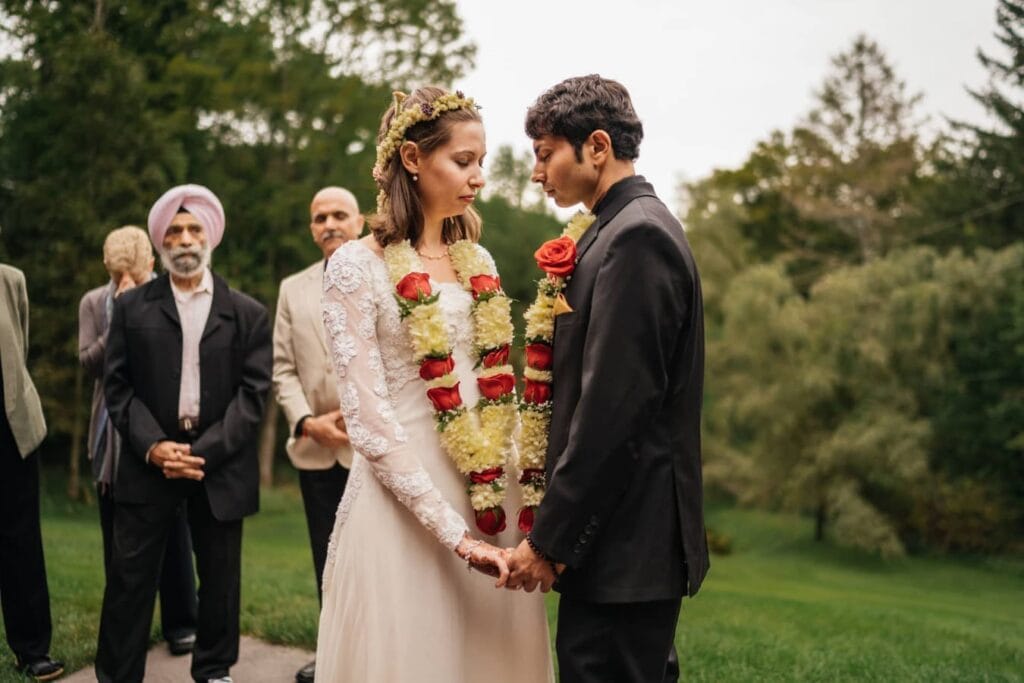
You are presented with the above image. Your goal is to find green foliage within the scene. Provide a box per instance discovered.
[683,37,931,292]
[923,0,1024,250]
[689,26,1024,556]
[702,242,1024,556]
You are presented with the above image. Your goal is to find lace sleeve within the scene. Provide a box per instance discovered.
[322,245,469,550]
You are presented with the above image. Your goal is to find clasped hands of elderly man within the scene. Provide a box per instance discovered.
[149,441,206,481]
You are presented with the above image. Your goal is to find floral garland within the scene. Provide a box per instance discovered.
[372,90,477,213]
[383,240,518,535]
[516,211,597,532]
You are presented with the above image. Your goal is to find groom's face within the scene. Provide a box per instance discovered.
[531,135,594,208]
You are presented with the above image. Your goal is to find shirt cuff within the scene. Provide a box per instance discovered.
[295,415,312,438]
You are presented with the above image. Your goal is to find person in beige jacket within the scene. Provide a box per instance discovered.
[0,260,64,681]
[272,187,361,683]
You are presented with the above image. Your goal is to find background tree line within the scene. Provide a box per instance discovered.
[685,0,1024,555]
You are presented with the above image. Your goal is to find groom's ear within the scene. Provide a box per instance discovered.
[399,141,421,175]
[586,130,613,168]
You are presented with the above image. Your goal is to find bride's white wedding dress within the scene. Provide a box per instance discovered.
[314,240,553,683]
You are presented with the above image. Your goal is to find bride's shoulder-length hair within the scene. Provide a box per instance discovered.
[369,86,483,247]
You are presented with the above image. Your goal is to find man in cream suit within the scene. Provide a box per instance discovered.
[272,187,361,683]
[0,260,64,681]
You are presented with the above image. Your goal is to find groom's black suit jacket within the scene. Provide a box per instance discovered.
[532,175,709,603]
[104,272,272,521]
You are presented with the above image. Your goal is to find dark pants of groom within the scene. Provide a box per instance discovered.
[96,479,242,683]
[0,410,52,666]
[556,596,681,683]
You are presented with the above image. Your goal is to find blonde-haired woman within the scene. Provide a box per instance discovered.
[315,88,552,682]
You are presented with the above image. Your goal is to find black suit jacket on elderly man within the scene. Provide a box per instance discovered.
[96,271,271,683]
[530,176,710,680]
[95,185,272,683]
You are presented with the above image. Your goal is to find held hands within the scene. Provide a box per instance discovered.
[149,441,205,481]
[455,535,511,588]
[504,539,564,593]
[302,410,350,448]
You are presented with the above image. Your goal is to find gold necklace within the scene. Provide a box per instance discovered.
[416,246,450,261]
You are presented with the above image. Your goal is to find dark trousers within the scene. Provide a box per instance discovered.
[298,464,348,602]
[556,595,681,683]
[0,415,52,664]
[98,488,198,640]
[95,488,242,683]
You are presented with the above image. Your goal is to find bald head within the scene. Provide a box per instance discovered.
[310,186,363,259]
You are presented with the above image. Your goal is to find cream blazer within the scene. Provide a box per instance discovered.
[273,261,352,469]
[0,264,46,457]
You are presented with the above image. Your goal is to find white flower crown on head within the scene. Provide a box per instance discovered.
[372,90,478,212]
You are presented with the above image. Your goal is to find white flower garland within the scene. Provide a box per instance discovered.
[516,212,597,531]
[383,240,518,535]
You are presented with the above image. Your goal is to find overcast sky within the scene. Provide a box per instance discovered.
[453,0,1003,213]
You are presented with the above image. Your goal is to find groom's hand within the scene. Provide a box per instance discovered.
[506,539,558,593]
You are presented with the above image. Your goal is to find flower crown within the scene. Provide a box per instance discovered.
[372,90,478,211]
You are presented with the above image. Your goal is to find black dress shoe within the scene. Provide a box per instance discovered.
[16,656,65,681]
[295,659,315,683]
[168,632,197,656]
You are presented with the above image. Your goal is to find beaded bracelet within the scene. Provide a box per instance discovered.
[461,539,484,570]
[526,534,560,577]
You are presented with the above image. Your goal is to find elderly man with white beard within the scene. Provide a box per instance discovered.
[96,184,272,683]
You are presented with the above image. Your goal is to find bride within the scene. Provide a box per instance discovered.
[314,86,554,682]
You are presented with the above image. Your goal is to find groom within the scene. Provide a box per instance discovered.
[506,75,709,682]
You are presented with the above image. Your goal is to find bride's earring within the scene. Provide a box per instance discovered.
[413,174,419,182]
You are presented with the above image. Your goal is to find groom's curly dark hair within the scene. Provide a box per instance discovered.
[525,74,644,161]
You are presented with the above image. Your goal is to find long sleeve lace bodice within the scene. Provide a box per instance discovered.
[322,240,470,550]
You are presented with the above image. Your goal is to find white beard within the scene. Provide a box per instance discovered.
[161,244,211,278]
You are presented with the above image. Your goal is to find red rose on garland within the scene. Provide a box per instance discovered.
[523,379,552,405]
[534,236,577,277]
[469,274,501,300]
[475,506,507,535]
[517,506,535,533]
[525,342,553,370]
[396,272,432,301]
[469,467,504,484]
[426,384,462,412]
[419,355,455,380]
[481,345,510,368]
[477,373,515,400]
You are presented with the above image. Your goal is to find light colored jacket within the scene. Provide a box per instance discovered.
[273,260,352,469]
[0,264,46,457]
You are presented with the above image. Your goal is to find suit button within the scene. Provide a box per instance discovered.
[585,523,596,533]
[589,515,599,525]
[572,544,582,554]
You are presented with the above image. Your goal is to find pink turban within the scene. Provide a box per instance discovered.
[147,184,225,250]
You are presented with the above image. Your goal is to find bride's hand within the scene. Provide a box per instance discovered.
[455,537,511,587]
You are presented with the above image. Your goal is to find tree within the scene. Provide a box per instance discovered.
[925,0,1024,251]
[682,36,931,292]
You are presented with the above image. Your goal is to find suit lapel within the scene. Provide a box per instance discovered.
[201,273,235,342]
[306,262,329,357]
[147,275,182,328]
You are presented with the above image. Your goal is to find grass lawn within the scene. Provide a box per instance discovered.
[1,467,1022,681]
